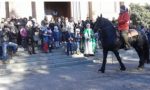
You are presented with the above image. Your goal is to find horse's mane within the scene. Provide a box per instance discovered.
[99,17,115,30]
[96,17,118,46]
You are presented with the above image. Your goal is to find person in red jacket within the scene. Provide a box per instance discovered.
[118,5,130,50]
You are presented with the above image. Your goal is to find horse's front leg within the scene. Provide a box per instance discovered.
[113,50,126,71]
[98,50,108,73]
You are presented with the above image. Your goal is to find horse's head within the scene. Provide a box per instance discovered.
[94,16,112,32]
[94,15,118,44]
[94,16,116,32]
[94,16,104,32]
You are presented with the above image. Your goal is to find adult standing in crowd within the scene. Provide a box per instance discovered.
[55,17,63,43]
[41,16,49,26]
[9,21,18,43]
[26,16,36,54]
[68,17,75,38]
[20,25,28,50]
[49,16,55,32]
[64,17,70,42]
[1,24,18,60]
[0,22,3,58]
[83,23,95,57]
[61,16,66,42]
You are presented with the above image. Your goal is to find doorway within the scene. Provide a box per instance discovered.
[44,2,71,18]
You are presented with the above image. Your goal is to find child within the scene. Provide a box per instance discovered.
[53,25,60,48]
[42,27,50,53]
[66,32,74,55]
[75,28,81,55]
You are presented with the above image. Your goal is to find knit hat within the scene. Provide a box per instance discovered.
[120,5,126,11]
[86,23,90,27]
[54,26,58,29]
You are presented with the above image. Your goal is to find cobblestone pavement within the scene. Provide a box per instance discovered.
[0,48,150,90]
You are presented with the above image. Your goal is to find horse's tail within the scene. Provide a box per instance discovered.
[143,36,150,63]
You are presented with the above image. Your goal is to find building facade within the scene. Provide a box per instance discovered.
[0,0,149,23]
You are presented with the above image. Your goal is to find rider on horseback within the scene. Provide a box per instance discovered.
[118,5,131,50]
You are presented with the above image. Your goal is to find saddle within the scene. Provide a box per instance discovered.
[128,29,139,38]
[116,29,139,50]
[116,29,139,39]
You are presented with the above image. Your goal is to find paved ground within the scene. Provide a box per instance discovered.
[0,48,150,90]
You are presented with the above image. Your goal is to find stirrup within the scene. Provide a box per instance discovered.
[124,45,131,50]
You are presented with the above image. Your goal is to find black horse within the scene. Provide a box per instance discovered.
[94,16,150,73]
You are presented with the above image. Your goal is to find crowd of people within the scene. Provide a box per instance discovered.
[1,4,150,63]
[0,15,98,62]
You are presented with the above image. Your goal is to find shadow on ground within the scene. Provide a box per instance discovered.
[0,48,150,90]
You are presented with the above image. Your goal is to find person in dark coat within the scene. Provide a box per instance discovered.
[26,16,36,54]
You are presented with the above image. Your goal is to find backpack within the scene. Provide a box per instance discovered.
[20,28,27,38]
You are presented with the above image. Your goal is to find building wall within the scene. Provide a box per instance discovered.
[9,0,32,18]
[70,1,90,22]
[0,1,6,19]
[0,0,150,23]
[36,1,45,24]
[99,0,119,20]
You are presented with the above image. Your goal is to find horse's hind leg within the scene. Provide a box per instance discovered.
[143,40,150,63]
[113,50,126,71]
[98,50,108,73]
[134,47,145,69]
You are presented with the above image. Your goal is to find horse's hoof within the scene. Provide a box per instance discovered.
[147,60,150,64]
[120,67,126,71]
[137,67,144,71]
[98,69,105,73]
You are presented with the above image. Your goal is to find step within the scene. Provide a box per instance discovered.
[0,48,94,73]
[0,58,93,73]
[11,55,84,63]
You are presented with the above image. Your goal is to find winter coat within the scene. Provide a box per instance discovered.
[118,11,130,31]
